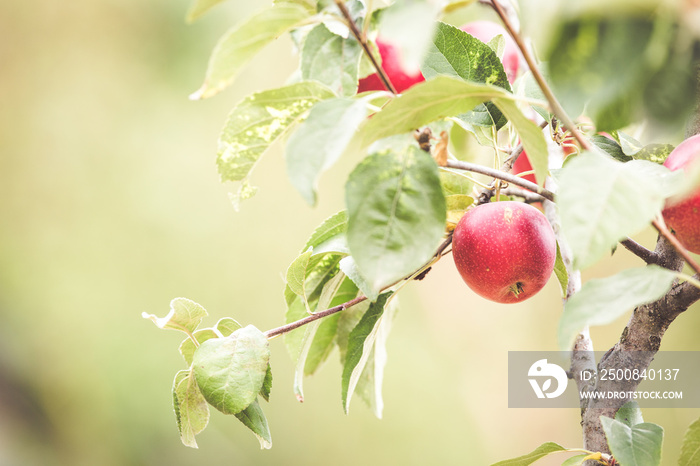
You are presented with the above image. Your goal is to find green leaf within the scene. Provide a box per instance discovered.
[286,248,314,312]
[616,401,644,427]
[378,0,439,76]
[557,150,676,269]
[172,369,210,448]
[341,292,392,413]
[293,271,345,402]
[234,399,272,449]
[303,210,348,253]
[495,98,549,186]
[192,325,270,415]
[553,242,569,298]
[286,97,368,205]
[259,365,272,402]
[216,81,335,200]
[592,134,674,165]
[591,135,631,162]
[304,276,358,375]
[191,3,314,99]
[351,295,397,418]
[421,22,511,128]
[179,317,243,366]
[339,256,377,302]
[634,144,674,165]
[345,146,446,295]
[601,416,663,466]
[558,265,676,349]
[679,417,700,466]
[356,76,523,148]
[300,24,363,96]
[560,454,589,466]
[186,0,228,22]
[142,297,207,335]
[489,442,568,466]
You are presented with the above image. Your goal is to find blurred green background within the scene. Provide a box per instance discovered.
[1,1,699,465]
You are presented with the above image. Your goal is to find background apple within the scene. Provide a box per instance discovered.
[357,38,425,93]
[662,134,700,254]
[512,150,536,184]
[452,201,556,303]
[460,20,523,83]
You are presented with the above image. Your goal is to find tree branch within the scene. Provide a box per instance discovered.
[620,238,659,265]
[652,218,700,275]
[335,0,398,94]
[487,1,592,151]
[445,159,555,201]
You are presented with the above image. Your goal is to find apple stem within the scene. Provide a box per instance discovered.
[487,0,592,151]
[334,0,398,95]
[509,282,524,297]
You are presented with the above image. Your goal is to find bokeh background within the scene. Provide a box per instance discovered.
[1,1,699,465]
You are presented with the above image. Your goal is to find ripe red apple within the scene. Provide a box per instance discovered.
[662,134,700,254]
[460,20,522,83]
[452,201,556,303]
[512,150,536,185]
[357,38,425,93]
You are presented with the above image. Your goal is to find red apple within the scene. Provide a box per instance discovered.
[662,134,700,254]
[452,201,556,303]
[512,150,536,185]
[357,38,425,93]
[460,20,522,83]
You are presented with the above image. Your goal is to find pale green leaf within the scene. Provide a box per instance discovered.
[304,276,358,375]
[259,365,272,402]
[494,98,548,186]
[293,272,345,402]
[557,150,676,269]
[616,401,644,427]
[172,369,210,448]
[339,256,377,302]
[286,97,368,205]
[300,24,363,96]
[601,416,663,466]
[186,0,228,22]
[489,442,568,466]
[345,146,446,295]
[357,76,514,147]
[341,292,392,413]
[217,81,335,191]
[286,248,314,313]
[378,1,439,75]
[679,417,700,466]
[191,3,314,99]
[303,210,348,253]
[234,399,272,449]
[179,317,243,366]
[560,454,589,466]
[442,0,478,13]
[142,297,207,335]
[553,242,568,298]
[192,325,270,415]
[558,266,676,349]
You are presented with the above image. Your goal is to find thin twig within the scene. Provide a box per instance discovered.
[652,218,700,275]
[446,159,555,201]
[502,186,546,203]
[265,295,367,339]
[620,238,659,265]
[335,0,398,94]
[487,1,591,151]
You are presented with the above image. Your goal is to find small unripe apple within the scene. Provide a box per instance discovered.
[357,38,425,93]
[452,201,556,303]
[662,134,700,254]
[460,20,522,83]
